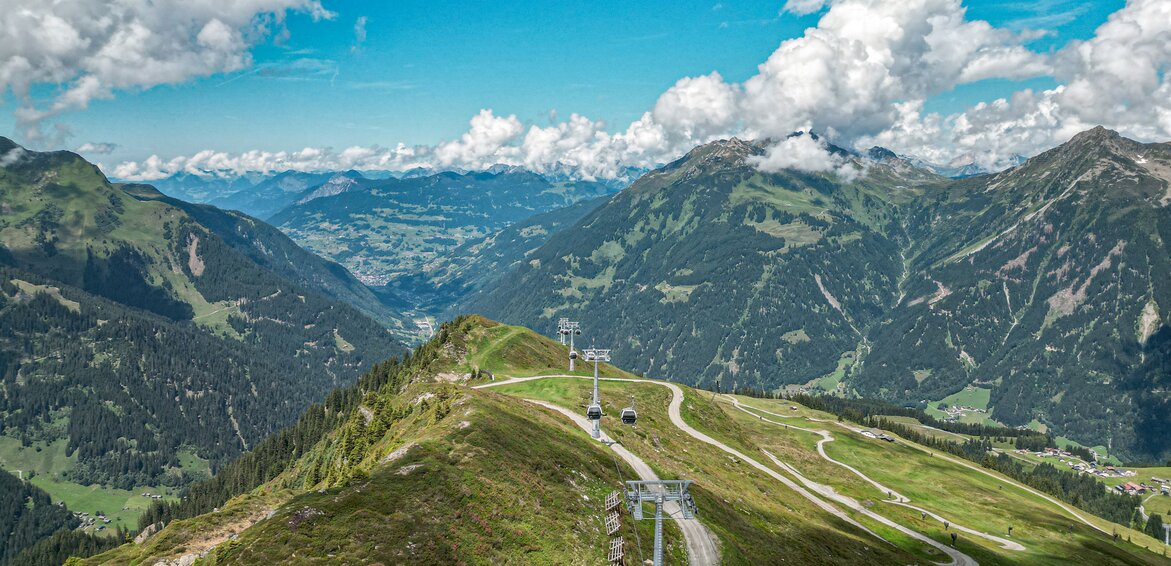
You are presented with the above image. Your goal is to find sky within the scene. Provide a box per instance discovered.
[1,0,1165,181]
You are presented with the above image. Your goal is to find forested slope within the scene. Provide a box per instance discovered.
[0,139,404,489]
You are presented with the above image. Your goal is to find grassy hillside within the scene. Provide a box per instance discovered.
[719,394,1170,564]
[123,183,412,335]
[78,316,1171,565]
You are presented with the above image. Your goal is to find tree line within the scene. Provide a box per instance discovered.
[136,315,481,532]
[873,418,1141,526]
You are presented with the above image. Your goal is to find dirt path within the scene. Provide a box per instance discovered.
[726,397,1023,553]
[192,304,239,321]
[477,375,975,565]
[467,327,523,368]
[1139,493,1158,521]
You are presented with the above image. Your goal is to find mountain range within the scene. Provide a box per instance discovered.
[4,126,1171,565]
[465,127,1171,462]
[137,164,640,222]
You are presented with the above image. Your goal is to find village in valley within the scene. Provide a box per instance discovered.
[1014,446,1171,497]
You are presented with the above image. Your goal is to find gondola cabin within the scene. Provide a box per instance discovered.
[621,406,637,425]
[587,402,602,420]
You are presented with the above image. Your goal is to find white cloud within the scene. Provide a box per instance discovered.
[783,0,828,16]
[748,132,860,180]
[652,72,739,142]
[77,142,118,154]
[351,16,368,54]
[111,142,428,181]
[750,134,838,172]
[870,0,1171,169]
[105,0,1171,182]
[0,148,27,167]
[433,110,525,169]
[740,0,1049,143]
[0,0,334,145]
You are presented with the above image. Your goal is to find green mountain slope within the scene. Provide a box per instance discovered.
[121,183,411,334]
[858,126,1171,458]
[0,469,78,564]
[0,140,404,497]
[465,128,1171,461]
[465,137,936,387]
[84,317,1170,565]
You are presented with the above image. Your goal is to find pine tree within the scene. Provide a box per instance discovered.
[1144,513,1164,541]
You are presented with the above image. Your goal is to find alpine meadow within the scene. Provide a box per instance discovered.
[2,1,1171,565]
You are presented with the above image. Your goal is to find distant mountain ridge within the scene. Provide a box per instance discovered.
[888,149,1029,179]
[466,127,1171,460]
[123,163,644,220]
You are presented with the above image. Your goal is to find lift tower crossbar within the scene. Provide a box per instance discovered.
[625,480,698,566]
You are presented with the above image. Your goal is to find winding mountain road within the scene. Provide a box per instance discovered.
[476,375,976,565]
[725,396,1023,553]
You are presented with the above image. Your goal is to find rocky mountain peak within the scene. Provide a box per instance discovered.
[866,146,899,161]
[1068,125,1120,145]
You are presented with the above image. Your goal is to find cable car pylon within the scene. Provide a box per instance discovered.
[583,346,610,439]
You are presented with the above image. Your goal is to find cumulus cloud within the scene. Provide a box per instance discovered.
[750,133,840,173]
[748,133,860,180]
[870,0,1171,170]
[112,143,426,181]
[106,0,1171,182]
[0,0,333,145]
[739,0,1050,142]
[433,110,525,169]
[77,142,118,154]
[652,72,739,142]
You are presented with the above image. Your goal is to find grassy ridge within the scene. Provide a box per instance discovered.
[88,382,677,565]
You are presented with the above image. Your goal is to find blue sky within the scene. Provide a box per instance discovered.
[0,0,1135,171]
